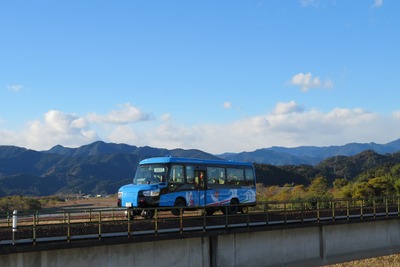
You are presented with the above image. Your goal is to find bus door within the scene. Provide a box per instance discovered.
[194,168,207,207]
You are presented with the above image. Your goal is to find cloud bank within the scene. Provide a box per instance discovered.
[290,72,334,92]
[1,102,399,154]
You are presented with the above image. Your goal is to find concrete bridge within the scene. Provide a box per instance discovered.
[2,216,400,267]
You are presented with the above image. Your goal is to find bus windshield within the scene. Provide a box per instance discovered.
[133,164,167,185]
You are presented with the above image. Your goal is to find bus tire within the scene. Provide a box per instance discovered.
[201,208,215,216]
[205,208,215,216]
[141,209,154,219]
[241,205,249,214]
[171,198,186,216]
[125,209,134,220]
[229,198,239,215]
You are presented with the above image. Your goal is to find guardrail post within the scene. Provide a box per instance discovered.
[317,202,320,222]
[127,209,131,238]
[155,208,158,236]
[203,208,206,232]
[360,199,364,219]
[284,202,287,224]
[98,211,102,240]
[179,207,183,234]
[67,212,71,243]
[332,201,335,222]
[33,212,37,245]
[346,200,350,220]
[12,210,17,245]
[398,198,400,217]
[386,198,389,217]
[373,199,376,218]
[246,205,250,227]
[225,206,229,228]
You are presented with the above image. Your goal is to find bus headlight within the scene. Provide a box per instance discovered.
[142,189,160,197]
[118,191,123,198]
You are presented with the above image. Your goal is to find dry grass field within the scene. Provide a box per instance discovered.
[41,196,117,210]
[324,254,400,266]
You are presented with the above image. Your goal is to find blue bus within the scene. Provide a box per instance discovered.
[117,157,256,218]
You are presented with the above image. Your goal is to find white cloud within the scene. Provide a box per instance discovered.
[223,102,232,109]
[7,84,24,92]
[160,113,172,122]
[273,101,304,115]
[1,110,98,150]
[1,102,400,154]
[299,0,317,7]
[87,103,152,124]
[108,125,141,145]
[290,72,334,92]
[372,0,383,8]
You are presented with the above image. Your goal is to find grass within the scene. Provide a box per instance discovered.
[324,254,400,266]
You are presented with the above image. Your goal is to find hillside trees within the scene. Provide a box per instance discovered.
[0,196,42,212]
[258,162,400,201]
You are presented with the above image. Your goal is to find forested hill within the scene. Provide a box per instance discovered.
[255,150,400,186]
[217,138,400,165]
[1,140,400,197]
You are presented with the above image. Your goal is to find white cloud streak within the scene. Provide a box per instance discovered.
[7,84,24,92]
[372,0,383,8]
[1,102,400,153]
[290,72,334,92]
[87,103,152,124]
[223,102,232,109]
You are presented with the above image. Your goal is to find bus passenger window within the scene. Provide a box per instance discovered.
[245,168,255,187]
[207,167,220,184]
[227,168,244,185]
[218,168,225,184]
[186,165,194,184]
[170,165,184,183]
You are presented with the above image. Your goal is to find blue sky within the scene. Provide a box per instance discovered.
[1,0,399,154]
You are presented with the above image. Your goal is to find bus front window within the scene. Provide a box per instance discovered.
[133,165,168,185]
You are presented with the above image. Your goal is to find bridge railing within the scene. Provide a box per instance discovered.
[1,196,400,247]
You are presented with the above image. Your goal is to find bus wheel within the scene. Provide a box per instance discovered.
[241,206,249,214]
[125,209,134,220]
[229,199,239,215]
[171,198,186,216]
[205,208,215,216]
[141,209,154,219]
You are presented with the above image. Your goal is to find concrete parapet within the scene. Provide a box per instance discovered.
[2,219,400,266]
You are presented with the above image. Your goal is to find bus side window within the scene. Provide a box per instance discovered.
[245,168,255,187]
[226,168,235,185]
[218,168,225,184]
[170,165,184,183]
[186,165,195,184]
[227,168,244,185]
[207,167,219,184]
[236,169,245,186]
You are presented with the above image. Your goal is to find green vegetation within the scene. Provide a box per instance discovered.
[3,150,400,209]
[257,158,400,202]
[0,196,42,212]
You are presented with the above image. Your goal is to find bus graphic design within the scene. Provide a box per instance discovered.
[118,157,257,218]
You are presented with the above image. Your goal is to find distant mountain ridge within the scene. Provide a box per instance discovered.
[217,139,400,165]
[1,139,400,197]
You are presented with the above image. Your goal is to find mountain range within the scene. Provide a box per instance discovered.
[1,139,400,197]
[217,138,400,165]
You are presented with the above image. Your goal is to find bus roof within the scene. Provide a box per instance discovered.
[139,157,253,167]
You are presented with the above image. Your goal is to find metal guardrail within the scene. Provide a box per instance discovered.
[1,197,399,247]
